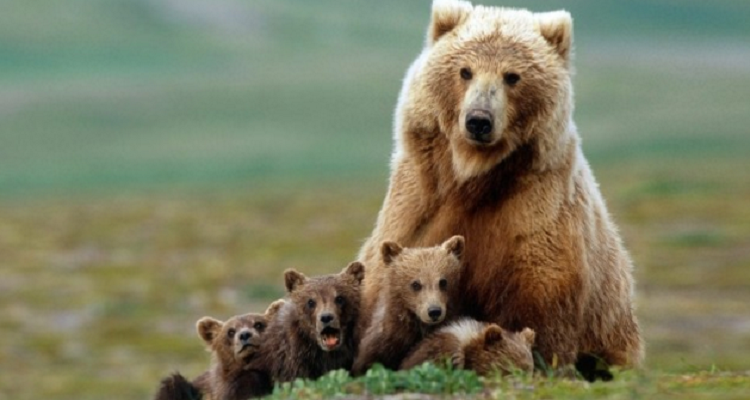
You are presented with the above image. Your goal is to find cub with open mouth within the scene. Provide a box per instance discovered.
[260,261,365,382]
[153,300,285,400]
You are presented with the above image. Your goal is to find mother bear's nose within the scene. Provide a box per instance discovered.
[465,110,493,143]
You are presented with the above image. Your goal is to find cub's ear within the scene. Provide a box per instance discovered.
[429,0,473,45]
[197,317,223,344]
[342,261,365,285]
[520,327,536,346]
[380,241,404,265]
[442,235,465,260]
[535,10,573,66]
[265,299,286,319]
[484,324,505,347]
[284,269,307,293]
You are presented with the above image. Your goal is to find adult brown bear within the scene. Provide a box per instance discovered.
[358,0,643,371]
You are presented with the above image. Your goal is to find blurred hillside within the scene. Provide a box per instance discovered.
[1,0,749,196]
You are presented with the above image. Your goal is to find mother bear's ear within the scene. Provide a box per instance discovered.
[380,241,404,265]
[428,0,473,45]
[535,10,573,67]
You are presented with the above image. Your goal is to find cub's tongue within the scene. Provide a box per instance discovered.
[324,335,340,349]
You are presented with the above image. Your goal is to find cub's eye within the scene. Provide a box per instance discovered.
[460,67,472,80]
[504,72,521,86]
[334,295,345,305]
[439,278,448,290]
[411,281,422,291]
[253,322,264,330]
[227,328,236,339]
[307,299,316,309]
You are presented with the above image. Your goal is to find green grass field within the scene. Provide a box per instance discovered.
[1,1,749,399]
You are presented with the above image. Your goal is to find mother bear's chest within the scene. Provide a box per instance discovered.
[412,197,522,272]
[409,181,571,319]
[413,204,515,317]
[412,179,543,253]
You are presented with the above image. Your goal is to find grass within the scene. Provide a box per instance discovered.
[1,0,750,399]
[265,366,750,400]
[1,178,748,399]
[269,363,484,399]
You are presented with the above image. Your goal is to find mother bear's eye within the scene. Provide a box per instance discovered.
[504,72,521,86]
[411,281,423,291]
[460,67,473,80]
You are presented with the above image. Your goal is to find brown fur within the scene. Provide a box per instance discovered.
[401,318,535,376]
[153,373,202,400]
[153,300,284,400]
[352,236,464,374]
[259,262,365,382]
[359,0,643,369]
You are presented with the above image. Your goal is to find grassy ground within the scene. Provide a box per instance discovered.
[267,366,750,400]
[1,1,749,399]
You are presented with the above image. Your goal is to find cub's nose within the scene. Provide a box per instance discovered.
[320,313,335,324]
[239,331,252,341]
[428,307,443,321]
[465,110,493,143]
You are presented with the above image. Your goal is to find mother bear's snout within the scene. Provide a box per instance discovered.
[465,110,494,143]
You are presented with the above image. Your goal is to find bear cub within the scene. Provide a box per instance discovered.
[352,236,464,374]
[401,318,535,376]
[260,261,365,382]
[153,300,284,400]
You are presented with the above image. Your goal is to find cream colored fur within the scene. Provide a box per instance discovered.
[359,0,643,369]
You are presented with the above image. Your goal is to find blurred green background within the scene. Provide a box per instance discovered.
[1,1,749,399]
